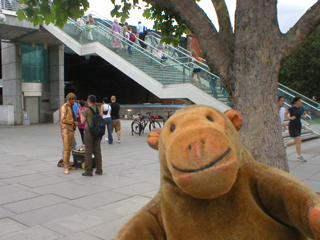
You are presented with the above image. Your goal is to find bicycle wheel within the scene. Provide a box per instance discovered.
[149,120,161,131]
[131,120,141,135]
[140,120,148,134]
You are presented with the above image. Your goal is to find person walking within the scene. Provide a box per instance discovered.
[60,92,80,175]
[77,100,86,147]
[85,14,95,41]
[101,97,113,144]
[110,95,121,143]
[285,96,308,162]
[126,26,133,57]
[122,22,129,38]
[191,51,203,88]
[136,21,147,49]
[80,95,103,176]
[111,19,122,51]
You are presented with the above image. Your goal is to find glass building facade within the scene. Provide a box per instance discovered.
[21,44,49,83]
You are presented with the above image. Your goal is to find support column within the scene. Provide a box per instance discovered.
[1,42,22,125]
[50,44,64,110]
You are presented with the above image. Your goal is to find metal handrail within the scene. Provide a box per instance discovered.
[279,88,320,112]
[92,19,221,81]
[278,83,320,107]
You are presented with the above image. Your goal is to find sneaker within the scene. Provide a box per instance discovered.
[105,138,108,142]
[298,156,306,162]
[118,139,121,143]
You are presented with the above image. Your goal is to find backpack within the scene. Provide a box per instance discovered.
[88,107,105,138]
[143,26,148,35]
[129,32,136,42]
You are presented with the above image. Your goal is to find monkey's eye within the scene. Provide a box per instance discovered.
[206,116,214,122]
[170,124,176,132]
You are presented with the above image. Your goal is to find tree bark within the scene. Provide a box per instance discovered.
[231,0,288,170]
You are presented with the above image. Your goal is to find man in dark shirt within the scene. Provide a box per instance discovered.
[110,95,121,143]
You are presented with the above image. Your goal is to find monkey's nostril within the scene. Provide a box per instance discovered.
[188,145,192,151]
[201,140,205,144]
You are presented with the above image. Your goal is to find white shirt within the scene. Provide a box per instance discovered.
[102,104,111,119]
[137,24,144,34]
[279,107,285,132]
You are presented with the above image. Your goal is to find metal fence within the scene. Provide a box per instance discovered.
[1,0,20,11]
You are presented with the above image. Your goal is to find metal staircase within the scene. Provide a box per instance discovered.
[44,13,319,140]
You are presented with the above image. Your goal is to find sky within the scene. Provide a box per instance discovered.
[86,0,318,33]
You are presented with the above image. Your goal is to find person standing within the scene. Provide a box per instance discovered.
[285,96,308,162]
[72,100,79,150]
[278,96,286,133]
[80,95,103,176]
[77,100,86,147]
[136,21,147,49]
[101,97,113,144]
[110,95,121,143]
[60,92,80,175]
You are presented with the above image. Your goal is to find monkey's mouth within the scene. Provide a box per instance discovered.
[171,148,231,173]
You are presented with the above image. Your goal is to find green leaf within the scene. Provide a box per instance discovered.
[16,9,26,21]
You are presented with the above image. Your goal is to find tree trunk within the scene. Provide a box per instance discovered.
[227,0,288,171]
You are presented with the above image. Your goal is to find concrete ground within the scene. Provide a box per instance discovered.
[0,120,320,239]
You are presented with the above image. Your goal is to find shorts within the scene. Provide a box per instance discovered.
[193,68,201,73]
[112,119,121,133]
[289,126,301,138]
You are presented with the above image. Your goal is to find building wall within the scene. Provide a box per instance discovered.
[1,43,65,124]
[2,42,23,124]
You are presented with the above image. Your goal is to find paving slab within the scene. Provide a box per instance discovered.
[2,194,68,214]
[0,225,64,240]
[0,121,320,239]
[10,203,83,227]
[0,218,28,237]
[42,209,119,236]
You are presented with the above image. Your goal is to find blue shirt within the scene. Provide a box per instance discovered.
[73,102,79,118]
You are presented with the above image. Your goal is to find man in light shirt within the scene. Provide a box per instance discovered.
[278,96,286,133]
[136,21,147,49]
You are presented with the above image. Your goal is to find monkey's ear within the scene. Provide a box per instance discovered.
[147,128,162,150]
[224,109,243,131]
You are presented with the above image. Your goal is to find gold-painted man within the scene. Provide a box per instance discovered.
[60,92,80,175]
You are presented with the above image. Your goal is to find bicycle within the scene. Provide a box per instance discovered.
[131,112,162,136]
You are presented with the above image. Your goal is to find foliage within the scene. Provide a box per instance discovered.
[17,0,89,28]
[279,25,320,101]
[17,0,190,46]
[110,1,191,46]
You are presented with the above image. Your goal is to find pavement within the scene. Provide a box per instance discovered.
[0,120,320,240]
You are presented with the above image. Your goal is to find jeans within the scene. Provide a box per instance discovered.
[104,117,113,144]
[127,42,132,55]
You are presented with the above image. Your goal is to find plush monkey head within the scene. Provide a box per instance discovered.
[147,105,243,199]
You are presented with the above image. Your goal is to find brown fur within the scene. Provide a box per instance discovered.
[114,105,320,240]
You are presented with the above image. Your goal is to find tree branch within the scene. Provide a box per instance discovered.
[144,0,233,79]
[211,0,234,53]
[281,0,320,59]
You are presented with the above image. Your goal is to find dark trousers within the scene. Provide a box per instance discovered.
[138,33,146,49]
[84,131,102,174]
[78,128,84,145]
